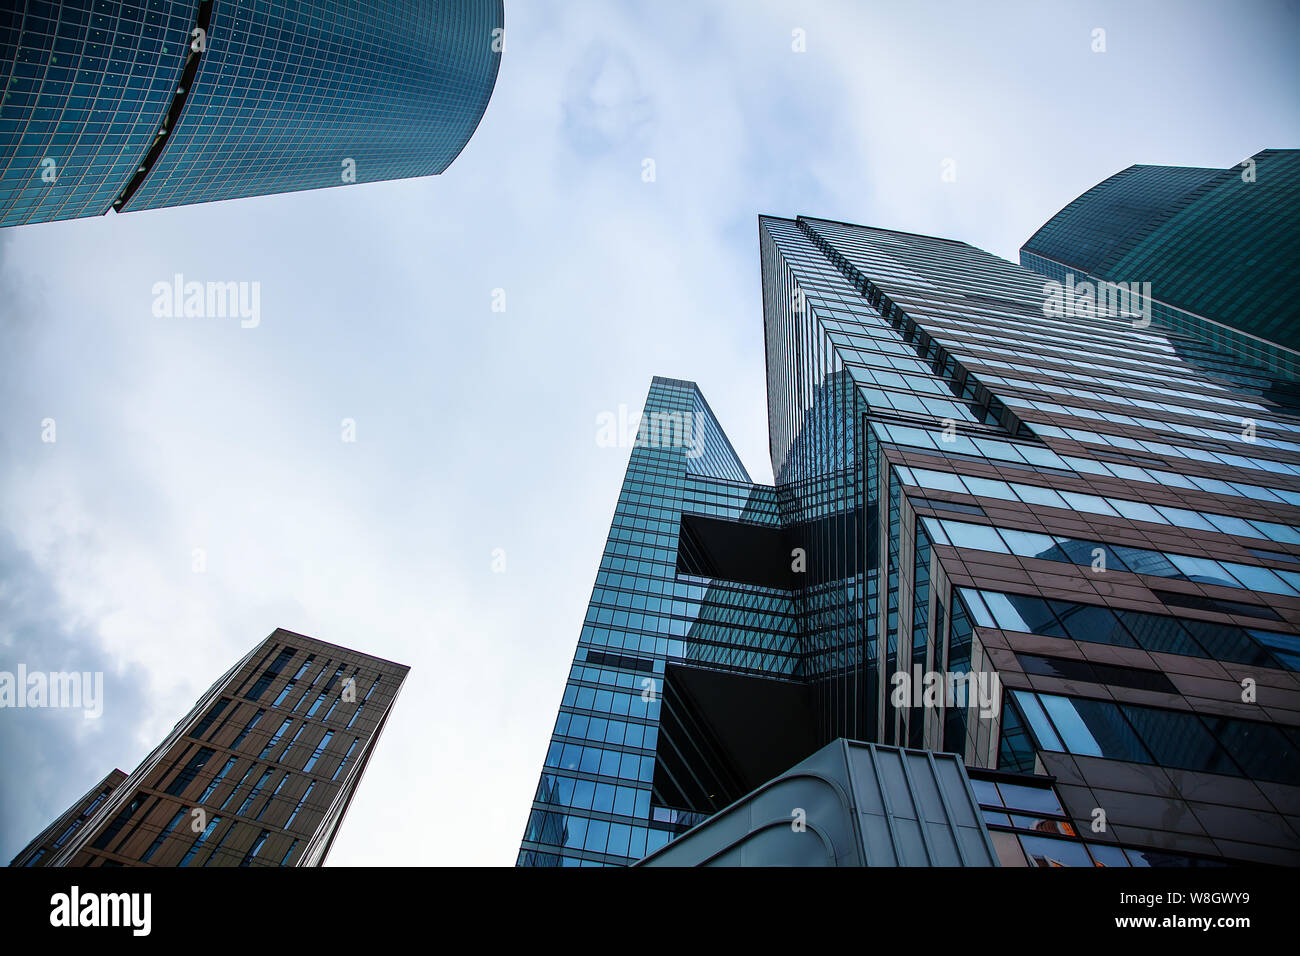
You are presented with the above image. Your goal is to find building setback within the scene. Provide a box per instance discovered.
[519,207,1300,867]
[0,0,504,227]
[16,629,408,867]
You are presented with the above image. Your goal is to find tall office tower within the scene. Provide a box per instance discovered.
[519,212,1300,867]
[1021,148,1300,368]
[0,0,503,227]
[20,629,408,866]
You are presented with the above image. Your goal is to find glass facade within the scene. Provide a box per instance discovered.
[1021,148,1300,363]
[969,769,1230,867]
[521,208,1300,867]
[0,0,504,227]
[519,378,781,866]
[0,1,195,226]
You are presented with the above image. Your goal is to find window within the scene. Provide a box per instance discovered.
[1115,609,1201,657]
[1015,692,1300,785]
[910,467,964,492]
[965,589,1295,671]
[1119,705,1237,776]
[1038,695,1151,762]
[165,748,215,796]
[321,695,341,721]
[246,649,295,696]
[178,815,222,867]
[190,699,229,739]
[259,719,293,758]
[1221,561,1288,594]
[939,520,1300,597]
[1181,619,1275,667]
[1200,716,1300,785]
[984,592,1063,637]
[303,730,334,771]
[200,821,238,867]
[239,829,270,867]
[942,521,1009,553]
[279,723,307,760]
[1050,601,1134,647]
[1011,691,1062,752]
[255,773,291,821]
[962,476,1015,500]
[286,781,315,827]
[1167,553,1239,589]
[1019,833,1094,867]
[997,528,1058,559]
[1016,653,1176,694]
[995,782,1062,815]
[272,681,296,707]
[1151,589,1281,621]
[1249,629,1300,670]
[1011,483,1068,508]
[1110,499,1162,522]
[219,764,258,811]
[1057,491,1118,516]
[140,808,187,863]
[198,757,238,803]
[347,702,365,729]
[332,737,360,781]
[231,708,265,748]
[237,770,274,816]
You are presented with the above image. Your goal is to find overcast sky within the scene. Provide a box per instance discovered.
[1,0,1297,866]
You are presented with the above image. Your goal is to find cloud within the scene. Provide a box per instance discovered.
[0,529,154,862]
[561,43,655,154]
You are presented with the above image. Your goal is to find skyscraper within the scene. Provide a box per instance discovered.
[16,628,408,867]
[1021,148,1300,364]
[0,0,504,227]
[519,208,1300,867]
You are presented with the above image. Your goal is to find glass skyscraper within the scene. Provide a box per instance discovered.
[0,0,503,227]
[519,205,1300,867]
[13,629,408,867]
[1021,148,1300,362]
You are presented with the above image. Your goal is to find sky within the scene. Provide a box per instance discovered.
[0,0,1297,866]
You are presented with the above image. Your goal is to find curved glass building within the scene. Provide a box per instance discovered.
[1021,148,1300,364]
[0,0,503,227]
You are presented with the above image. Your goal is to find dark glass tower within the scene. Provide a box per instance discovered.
[519,210,1300,867]
[16,629,408,867]
[0,0,503,227]
[1021,148,1300,365]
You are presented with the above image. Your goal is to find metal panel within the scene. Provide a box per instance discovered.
[637,738,998,867]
